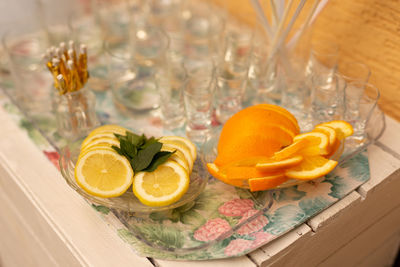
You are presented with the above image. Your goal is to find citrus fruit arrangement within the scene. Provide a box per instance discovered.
[74,124,197,207]
[206,104,354,192]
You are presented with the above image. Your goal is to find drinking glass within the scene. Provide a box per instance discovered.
[311,73,346,125]
[306,41,339,84]
[130,25,170,77]
[181,1,225,60]
[2,31,53,112]
[281,73,311,130]
[157,58,186,130]
[183,61,215,144]
[53,87,99,140]
[92,0,132,44]
[345,82,380,143]
[106,41,160,113]
[338,61,371,84]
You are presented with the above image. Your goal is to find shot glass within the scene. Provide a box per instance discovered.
[311,73,346,125]
[215,63,248,124]
[183,62,215,144]
[338,61,371,84]
[281,73,312,130]
[53,88,99,140]
[157,59,186,130]
[306,41,339,84]
[182,1,225,60]
[2,31,53,112]
[345,82,380,143]
[130,25,170,77]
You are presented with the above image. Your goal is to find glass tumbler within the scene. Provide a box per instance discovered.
[106,41,160,113]
[53,88,99,140]
[2,31,53,112]
[311,73,346,125]
[345,82,380,143]
[215,64,248,124]
[305,41,339,84]
[157,59,186,130]
[338,61,371,84]
[183,63,215,144]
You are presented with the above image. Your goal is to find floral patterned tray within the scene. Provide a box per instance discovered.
[0,78,380,259]
[0,33,385,259]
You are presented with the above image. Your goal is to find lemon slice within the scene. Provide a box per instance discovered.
[81,137,120,152]
[89,124,128,136]
[75,149,133,198]
[132,161,189,206]
[161,143,193,171]
[159,136,197,161]
[81,132,118,149]
[161,146,190,173]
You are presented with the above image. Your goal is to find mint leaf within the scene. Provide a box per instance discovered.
[126,131,143,146]
[131,142,162,172]
[144,151,174,172]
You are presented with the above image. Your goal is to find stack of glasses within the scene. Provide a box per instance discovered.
[1,0,382,150]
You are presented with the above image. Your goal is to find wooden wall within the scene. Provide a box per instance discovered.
[210,0,400,121]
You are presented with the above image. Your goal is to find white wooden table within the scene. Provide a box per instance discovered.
[0,104,399,267]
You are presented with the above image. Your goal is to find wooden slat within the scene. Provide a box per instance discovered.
[248,224,312,266]
[0,106,153,267]
[357,232,400,267]
[320,206,400,266]
[376,115,400,159]
[359,144,400,196]
[155,256,256,267]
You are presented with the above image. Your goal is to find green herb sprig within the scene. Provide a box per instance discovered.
[111,131,174,173]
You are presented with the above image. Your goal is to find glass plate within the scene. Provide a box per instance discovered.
[59,138,210,213]
[201,105,386,190]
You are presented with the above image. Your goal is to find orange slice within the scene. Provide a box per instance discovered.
[206,163,246,187]
[255,155,303,171]
[313,125,337,146]
[326,139,342,160]
[293,132,330,155]
[317,120,354,140]
[249,174,289,192]
[273,139,309,160]
[285,156,338,180]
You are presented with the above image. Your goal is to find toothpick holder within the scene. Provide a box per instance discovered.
[53,87,99,140]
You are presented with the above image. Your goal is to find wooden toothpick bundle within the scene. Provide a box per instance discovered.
[43,40,89,95]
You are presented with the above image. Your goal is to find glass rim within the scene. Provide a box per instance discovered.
[347,81,380,100]
[338,61,371,83]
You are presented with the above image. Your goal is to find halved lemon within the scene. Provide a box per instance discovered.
[81,132,118,149]
[285,156,338,180]
[88,124,128,136]
[81,136,120,152]
[75,149,133,198]
[161,146,190,173]
[161,143,193,171]
[159,136,197,161]
[132,161,189,206]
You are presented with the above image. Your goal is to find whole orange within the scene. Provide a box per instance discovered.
[215,105,300,166]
